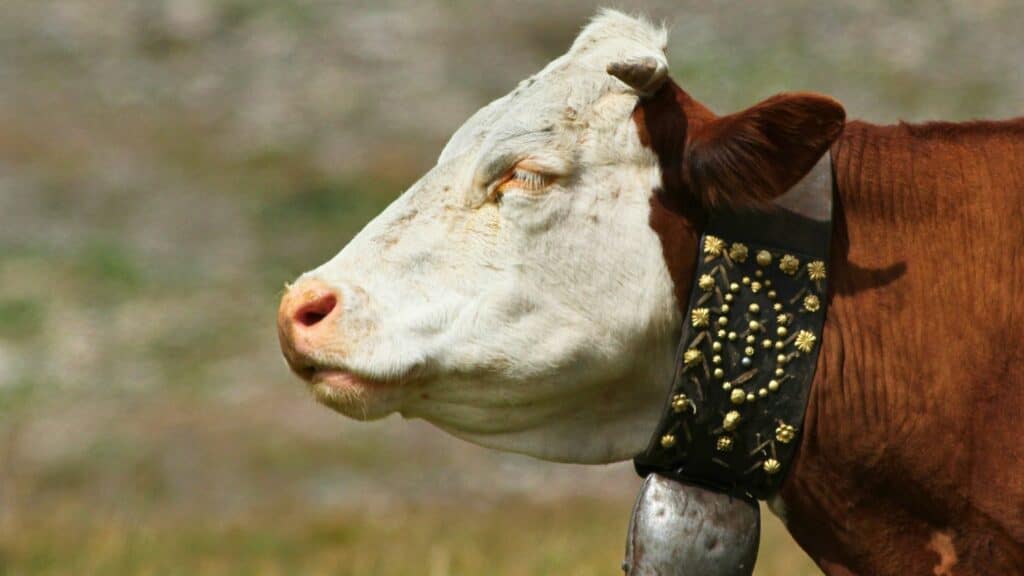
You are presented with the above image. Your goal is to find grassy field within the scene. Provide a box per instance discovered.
[3,498,819,576]
[1,1,1021,574]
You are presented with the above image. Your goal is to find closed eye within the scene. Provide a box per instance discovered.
[494,163,555,197]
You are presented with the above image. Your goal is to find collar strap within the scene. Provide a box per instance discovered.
[634,153,835,500]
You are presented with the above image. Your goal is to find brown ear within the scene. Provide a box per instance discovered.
[686,93,845,208]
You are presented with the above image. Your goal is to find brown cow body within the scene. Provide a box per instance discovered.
[784,119,1024,575]
[643,83,1024,575]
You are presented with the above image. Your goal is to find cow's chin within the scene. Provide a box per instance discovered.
[308,370,400,421]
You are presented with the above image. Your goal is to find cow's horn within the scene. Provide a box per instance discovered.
[607,55,668,95]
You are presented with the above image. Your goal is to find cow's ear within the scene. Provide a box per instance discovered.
[686,93,845,208]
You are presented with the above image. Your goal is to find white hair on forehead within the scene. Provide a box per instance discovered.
[437,10,668,165]
[569,9,668,57]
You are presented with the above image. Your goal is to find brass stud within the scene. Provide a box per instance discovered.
[744,346,755,356]
[742,276,751,285]
[713,367,725,378]
[724,293,734,303]
[729,282,740,293]
[755,270,763,278]
[763,458,782,474]
[728,331,738,341]
[762,339,773,349]
[768,379,780,391]
[807,260,827,281]
[777,326,789,337]
[776,353,788,364]
[749,320,761,331]
[728,243,749,262]
[749,303,760,314]
[717,316,729,327]
[717,329,727,338]
[660,434,677,448]
[721,304,732,314]
[756,250,772,266]
[722,381,732,391]
[712,341,723,352]
[773,303,783,312]
[751,281,762,293]
[776,423,797,443]
[774,368,784,377]
[712,355,722,364]
[779,254,800,275]
[683,349,702,366]
[745,334,756,344]
[758,388,768,398]
[767,290,777,299]
[777,313,790,326]
[803,294,821,312]
[723,411,741,431]
[698,274,716,292]
[746,392,755,402]
[775,341,784,350]
[730,389,746,404]
[795,330,817,353]
[692,307,710,328]
[716,436,734,452]
[671,394,690,413]
[704,236,725,257]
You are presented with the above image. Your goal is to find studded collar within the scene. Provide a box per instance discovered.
[634,154,834,500]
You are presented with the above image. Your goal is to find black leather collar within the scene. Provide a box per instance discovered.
[634,153,835,500]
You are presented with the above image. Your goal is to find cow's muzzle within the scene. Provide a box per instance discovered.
[277,278,343,380]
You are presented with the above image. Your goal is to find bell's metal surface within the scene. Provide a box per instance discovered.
[623,474,760,576]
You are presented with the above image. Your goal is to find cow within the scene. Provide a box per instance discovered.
[276,10,1024,575]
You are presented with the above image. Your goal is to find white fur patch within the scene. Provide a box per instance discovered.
[927,531,958,576]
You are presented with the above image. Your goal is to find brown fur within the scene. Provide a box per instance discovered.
[638,84,1024,575]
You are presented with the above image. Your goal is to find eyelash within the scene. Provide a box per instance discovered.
[496,167,552,195]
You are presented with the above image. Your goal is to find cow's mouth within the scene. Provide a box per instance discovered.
[296,365,402,420]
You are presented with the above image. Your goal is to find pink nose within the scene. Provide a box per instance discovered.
[277,279,341,379]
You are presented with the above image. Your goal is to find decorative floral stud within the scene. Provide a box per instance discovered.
[704,236,725,257]
[698,274,716,292]
[803,294,821,312]
[794,330,817,353]
[716,436,734,452]
[660,434,677,448]
[728,243,749,262]
[807,260,827,281]
[692,307,711,328]
[763,458,782,474]
[779,254,800,275]
[775,423,797,443]
[756,250,772,266]
[683,348,702,367]
[671,393,691,413]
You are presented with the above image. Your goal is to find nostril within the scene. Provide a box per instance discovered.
[294,294,338,327]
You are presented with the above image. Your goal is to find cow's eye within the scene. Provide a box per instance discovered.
[495,164,554,196]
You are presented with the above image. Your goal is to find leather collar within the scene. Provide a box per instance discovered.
[634,153,835,500]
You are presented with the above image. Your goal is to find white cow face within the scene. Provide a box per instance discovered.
[277,10,845,464]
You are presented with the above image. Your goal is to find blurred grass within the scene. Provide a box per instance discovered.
[1,1,1021,574]
[2,500,815,576]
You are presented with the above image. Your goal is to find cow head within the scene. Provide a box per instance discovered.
[277,10,844,463]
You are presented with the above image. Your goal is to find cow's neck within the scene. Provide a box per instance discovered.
[777,119,1024,575]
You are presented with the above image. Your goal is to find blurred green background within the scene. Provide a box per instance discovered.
[1,1,1020,574]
